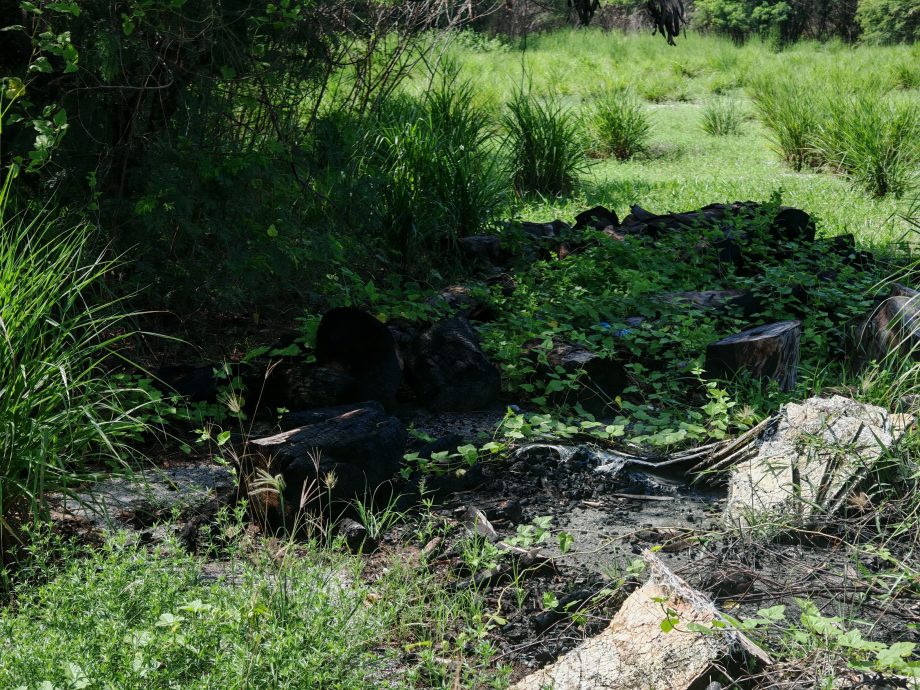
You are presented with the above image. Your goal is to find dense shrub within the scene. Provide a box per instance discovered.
[591,90,651,159]
[362,74,507,271]
[0,1,480,312]
[857,0,920,44]
[503,91,587,196]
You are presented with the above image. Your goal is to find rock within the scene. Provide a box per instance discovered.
[248,406,407,527]
[404,316,501,412]
[705,321,801,392]
[315,307,402,408]
[574,205,619,231]
[513,551,771,690]
[336,517,374,553]
[849,283,920,367]
[459,234,506,265]
[523,339,628,413]
[658,289,762,318]
[725,396,914,528]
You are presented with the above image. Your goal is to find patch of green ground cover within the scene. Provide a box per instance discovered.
[432,30,919,246]
[582,103,910,247]
[0,524,510,690]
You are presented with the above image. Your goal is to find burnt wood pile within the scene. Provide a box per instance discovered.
[152,199,910,519]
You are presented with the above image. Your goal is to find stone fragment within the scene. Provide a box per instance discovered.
[55,462,236,531]
[513,551,770,690]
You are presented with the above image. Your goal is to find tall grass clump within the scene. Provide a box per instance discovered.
[591,90,651,160]
[893,61,920,91]
[364,70,506,271]
[503,90,586,197]
[749,75,821,171]
[812,96,920,198]
[0,187,147,555]
[701,98,746,136]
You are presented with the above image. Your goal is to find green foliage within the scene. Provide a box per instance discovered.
[857,0,920,44]
[694,0,792,42]
[0,191,148,545]
[688,600,920,682]
[812,95,920,197]
[469,193,888,447]
[502,90,587,197]
[749,73,822,170]
[701,97,746,136]
[0,525,509,689]
[590,90,651,160]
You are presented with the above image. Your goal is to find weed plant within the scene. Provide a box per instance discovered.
[0,514,511,689]
[502,89,587,197]
[591,90,651,160]
[701,97,746,136]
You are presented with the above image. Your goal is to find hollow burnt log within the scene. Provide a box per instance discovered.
[247,405,407,529]
[705,321,802,392]
[617,202,816,266]
[657,289,762,318]
[573,205,619,232]
[849,283,920,367]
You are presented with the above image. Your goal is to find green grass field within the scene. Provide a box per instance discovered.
[428,30,920,246]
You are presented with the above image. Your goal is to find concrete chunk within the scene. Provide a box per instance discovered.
[726,395,913,527]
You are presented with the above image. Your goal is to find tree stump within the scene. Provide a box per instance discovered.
[523,339,628,413]
[705,321,802,391]
[247,405,407,530]
[405,316,501,412]
[849,283,920,367]
[315,307,402,408]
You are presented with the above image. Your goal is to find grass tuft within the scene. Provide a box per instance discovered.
[0,174,147,555]
[591,90,651,160]
[701,97,746,136]
[502,90,587,197]
[812,95,920,198]
[363,67,506,271]
[749,75,822,171]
